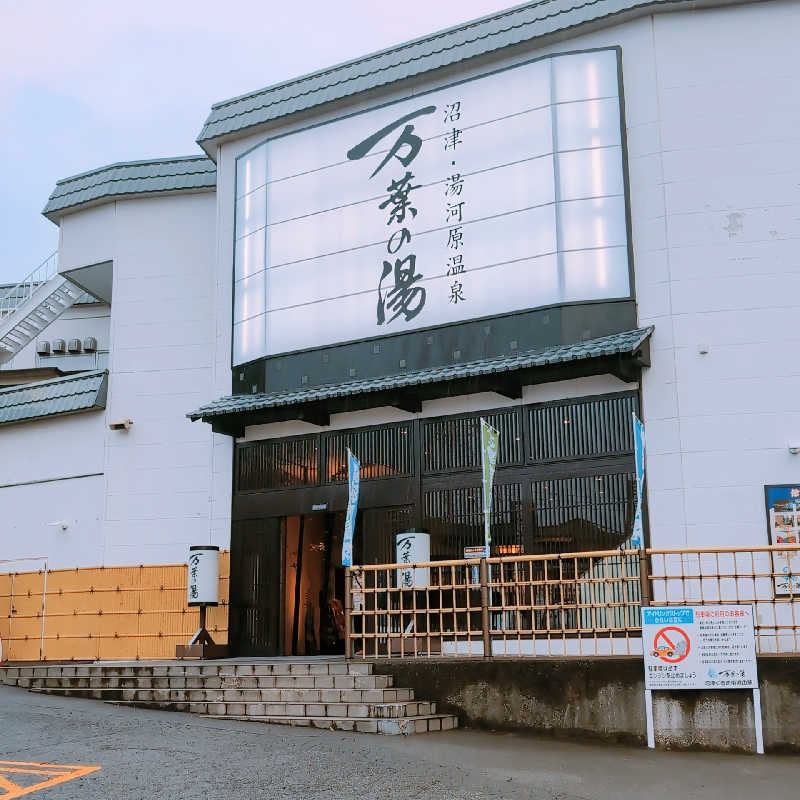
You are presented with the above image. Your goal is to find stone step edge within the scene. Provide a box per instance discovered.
[0,663,372,676]
[32,690,433,716]
[203,714,459,735]
[105,701,436,718]
[26,686,413,701]
[20,675,394,689]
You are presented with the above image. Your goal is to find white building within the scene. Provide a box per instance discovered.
[1,0,798,657]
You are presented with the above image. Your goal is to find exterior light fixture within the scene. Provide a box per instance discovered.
[109,419,133,431]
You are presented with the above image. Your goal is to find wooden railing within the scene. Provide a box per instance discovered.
[345,545,800,659]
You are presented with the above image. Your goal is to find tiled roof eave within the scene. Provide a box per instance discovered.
[43,156,217,221]
[0,370,108,426]
[195,0,740,150]
[188,326,653,424]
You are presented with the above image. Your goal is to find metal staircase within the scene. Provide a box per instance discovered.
[0,252,83,365]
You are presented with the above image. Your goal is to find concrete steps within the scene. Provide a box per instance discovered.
[0,661,457,736]
[211,714,458,735]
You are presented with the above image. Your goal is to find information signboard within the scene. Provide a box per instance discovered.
[642,605,757,691]
[764,484,800,595]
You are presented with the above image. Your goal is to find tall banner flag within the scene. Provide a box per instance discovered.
[481,418,500,552]
[341,448,360,567]
[632,413,646,549]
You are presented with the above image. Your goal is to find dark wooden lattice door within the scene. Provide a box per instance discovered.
[229,518,282,656]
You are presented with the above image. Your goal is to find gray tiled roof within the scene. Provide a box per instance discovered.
[188,327,652,421]
[43,156,216,221]
[0,370,108,426]
[197,0,724,149]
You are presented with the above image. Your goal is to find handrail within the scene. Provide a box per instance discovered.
[0,251,59,318]
[350,544,800,572]
[346,545,800,659]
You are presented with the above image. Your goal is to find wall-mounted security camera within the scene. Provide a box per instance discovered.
[47,520,69,531]
[109,419,133,431]
[788,443,800,455]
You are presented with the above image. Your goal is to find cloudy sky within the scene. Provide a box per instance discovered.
[0,0,516,285]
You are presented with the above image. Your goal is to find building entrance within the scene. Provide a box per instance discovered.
[229,393,642,655]
[283,514,346,656]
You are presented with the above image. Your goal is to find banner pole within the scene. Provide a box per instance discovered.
[645,689,655,748]
[753,688,764,754]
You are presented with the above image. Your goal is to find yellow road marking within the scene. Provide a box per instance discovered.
[0,761,99,798]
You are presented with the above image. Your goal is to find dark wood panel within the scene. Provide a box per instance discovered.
[229,518,282,656]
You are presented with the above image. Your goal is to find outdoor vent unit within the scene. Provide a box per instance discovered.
[36,340,50,356]
[51,339,66,354]
[67,338,82,353]
[83,336,97,352]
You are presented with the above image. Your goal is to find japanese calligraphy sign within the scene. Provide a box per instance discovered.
[187,546,220,606]
[232,48,631,365]
[395,531,430,588]
[642,605,758,690]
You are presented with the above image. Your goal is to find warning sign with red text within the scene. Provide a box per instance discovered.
[641,605,758,690]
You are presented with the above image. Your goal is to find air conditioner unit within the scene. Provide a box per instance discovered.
[83,336,97,352]
[67,338,82,353]
[51,339,66,354]
[36,341,50,356]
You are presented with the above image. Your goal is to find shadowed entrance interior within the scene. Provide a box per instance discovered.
[284,514,345,656]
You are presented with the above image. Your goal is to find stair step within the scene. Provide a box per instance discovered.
[10,661,371,679]
[0,275,82,359]
[203,714,458,735]
[31,688,431,718]
[25,674,389,691]
[27,685,413,703]
[3,663,455,736]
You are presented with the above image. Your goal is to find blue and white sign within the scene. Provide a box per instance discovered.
[631,412,646,548]
[642,604,758,691]
[341,448,360,567]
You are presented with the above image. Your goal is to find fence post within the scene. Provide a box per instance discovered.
[638,549,651,607]
[344,567,352,660]
[39,564,48,662]
[480,558,491,658]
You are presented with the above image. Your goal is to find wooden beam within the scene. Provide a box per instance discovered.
[609,355,640,383]
[488,376,523,400]
[389,392,422,413]
[210,418,244,437]
[297,406,330,427]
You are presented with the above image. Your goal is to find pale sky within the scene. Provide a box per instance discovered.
[0,0,517,285]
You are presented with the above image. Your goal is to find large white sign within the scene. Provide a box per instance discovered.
[232,48,630,365]
[642,605,758,691]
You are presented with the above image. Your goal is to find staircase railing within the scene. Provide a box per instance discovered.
[0,251,59,319]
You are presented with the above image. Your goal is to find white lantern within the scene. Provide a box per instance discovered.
[396,531,430,588]
[187,546,219,606]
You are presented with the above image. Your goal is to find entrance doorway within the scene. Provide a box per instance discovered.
[283,513,345,656]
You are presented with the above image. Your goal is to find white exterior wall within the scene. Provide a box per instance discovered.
[101,191,227,565]
[0,413,106,569]
[1,189,228,570]
[217,1,800,553]
[638,2,800,548]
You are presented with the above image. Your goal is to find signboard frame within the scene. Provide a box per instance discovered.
[230,44,636,369]
[641,604,763,754]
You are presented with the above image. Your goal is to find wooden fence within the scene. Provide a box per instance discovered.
[0,554,229,662]
[346,545,800,659]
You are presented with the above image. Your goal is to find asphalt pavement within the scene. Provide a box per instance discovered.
[2,684,799,799]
